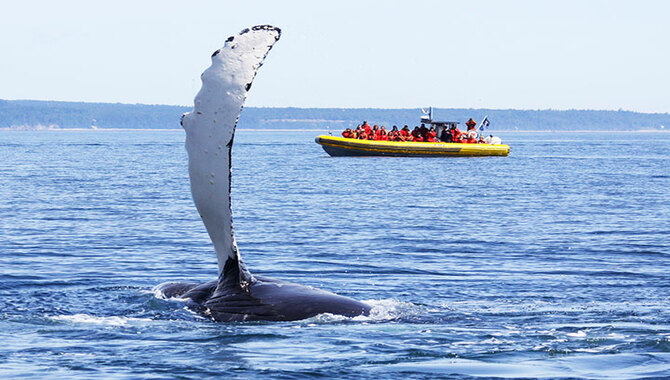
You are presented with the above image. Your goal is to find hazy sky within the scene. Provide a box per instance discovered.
[2,0,669,112]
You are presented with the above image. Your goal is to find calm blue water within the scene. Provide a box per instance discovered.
[1,130,669,379]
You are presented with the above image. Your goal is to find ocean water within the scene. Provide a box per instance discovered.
[1,129,669,379]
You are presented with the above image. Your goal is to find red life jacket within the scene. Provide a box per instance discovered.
[426,131,437,142]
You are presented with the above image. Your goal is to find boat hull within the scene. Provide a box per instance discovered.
[315,135,509,157]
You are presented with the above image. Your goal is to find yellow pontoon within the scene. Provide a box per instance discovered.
[315,135,509,157]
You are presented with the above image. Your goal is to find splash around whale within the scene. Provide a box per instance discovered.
[155,25,370,321]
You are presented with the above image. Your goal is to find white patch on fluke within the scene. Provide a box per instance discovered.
[180,26,280,277]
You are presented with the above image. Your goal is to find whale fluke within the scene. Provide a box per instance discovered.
[158,26,371,321]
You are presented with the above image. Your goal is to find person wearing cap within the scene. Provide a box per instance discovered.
[465,118,478,143]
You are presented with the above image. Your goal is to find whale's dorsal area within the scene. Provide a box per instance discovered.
[181,25,280,285]
[161,25,371,321]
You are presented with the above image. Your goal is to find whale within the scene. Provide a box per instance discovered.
[156,25,371,321]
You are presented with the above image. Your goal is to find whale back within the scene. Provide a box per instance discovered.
[180,26,281,287]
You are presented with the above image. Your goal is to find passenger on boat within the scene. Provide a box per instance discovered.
[419,123,429,140]
[464,119,478,143]
[400,125,411,141]
[451,125,464,142]
[341,128,353,138]
[358,128,369,140]
[356,126,365,139]
[371,124,379,140]
[426,126,437,142]
[410,126,422,141]
[362,121,372,135]
[389,126,399,141]
[464,134,478,144]
[379,126,389,141]
[439,126,453,142]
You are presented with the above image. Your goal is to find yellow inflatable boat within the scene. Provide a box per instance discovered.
[315,135,510,157]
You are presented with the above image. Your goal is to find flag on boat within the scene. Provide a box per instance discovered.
[479,116,490,131]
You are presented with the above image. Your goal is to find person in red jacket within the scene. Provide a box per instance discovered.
[362,121,372,135]
[426,126,437,142]
[452,126,464,142]
[372,125,380,140]
[399,125,411,141]
[464,119,478,143]
[389,125,399,141]
[341,128,353,138]
[379,126,389,141]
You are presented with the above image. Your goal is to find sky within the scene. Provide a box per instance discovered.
[1,0,669,112]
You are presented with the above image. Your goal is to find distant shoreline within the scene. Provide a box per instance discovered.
[2,99,668,132]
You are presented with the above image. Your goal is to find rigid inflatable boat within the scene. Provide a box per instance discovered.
[315,135,510,157]
[315,108,509,157]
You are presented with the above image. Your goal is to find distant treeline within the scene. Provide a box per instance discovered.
[1,99,668,131]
